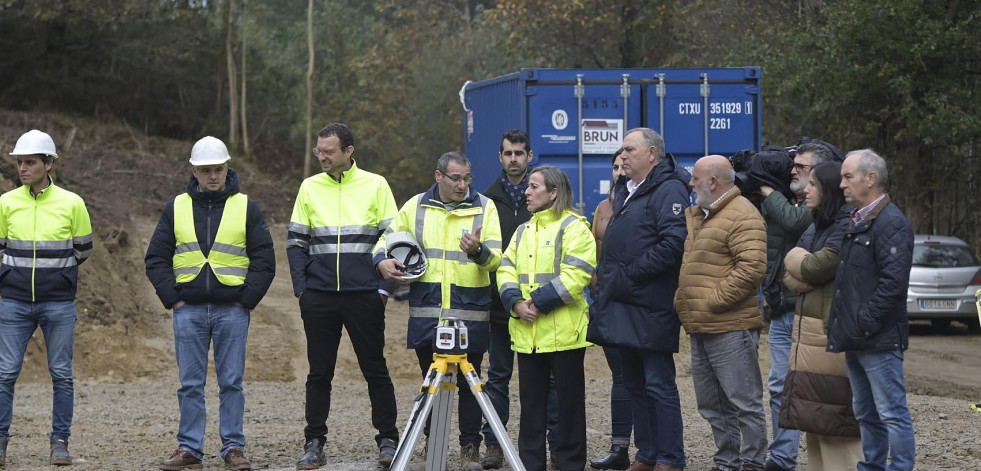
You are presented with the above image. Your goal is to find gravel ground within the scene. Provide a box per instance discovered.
[2,345,979,470]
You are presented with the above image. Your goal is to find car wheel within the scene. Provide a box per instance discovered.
[931,319,952,331]
[966,318,981,335]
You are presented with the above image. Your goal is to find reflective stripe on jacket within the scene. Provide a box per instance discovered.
[173,192,249,286]
[287,160,397,295]
[373,183,502,352]
[498,209,595,354]
[0,180,92,302]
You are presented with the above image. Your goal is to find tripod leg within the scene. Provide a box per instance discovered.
[460,359,526,471]
[428,363,457,471]
[391,368,445,471]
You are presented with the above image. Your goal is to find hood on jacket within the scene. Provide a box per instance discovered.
[186,167,241,202]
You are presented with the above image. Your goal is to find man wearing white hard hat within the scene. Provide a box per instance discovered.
[145,136,275,471]
[0,129,92,467]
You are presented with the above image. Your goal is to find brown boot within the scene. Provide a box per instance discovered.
[481,444,504,469]
[223,448,251,470]
[625,460,655,471]
[461,443,482,471]
[160,449,203,470]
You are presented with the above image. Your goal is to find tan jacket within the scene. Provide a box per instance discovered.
[675,186,767,334]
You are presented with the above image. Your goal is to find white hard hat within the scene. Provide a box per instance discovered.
[10,130,58,159]
[189,136,231,166]
[386,231,428,281]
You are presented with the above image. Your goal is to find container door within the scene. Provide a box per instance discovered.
[527,72,643,219]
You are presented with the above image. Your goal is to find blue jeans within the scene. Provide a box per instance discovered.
[620,348,685,468]
[482,320,558,449]
[766,311,799,469]
[0,299,76,439]
[845,349,915,471]
[173,303,250,459]
[602,346,633,445]
[690,330,767,471]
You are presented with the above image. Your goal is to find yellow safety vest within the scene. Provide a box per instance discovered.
[172,193,249,286]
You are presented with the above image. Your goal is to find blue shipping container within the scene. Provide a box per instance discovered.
[461,67,762,219]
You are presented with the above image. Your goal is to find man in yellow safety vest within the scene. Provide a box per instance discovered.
[145,136,275,471]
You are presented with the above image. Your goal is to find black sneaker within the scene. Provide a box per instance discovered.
[378,438,397,468]
[296,439,326,470]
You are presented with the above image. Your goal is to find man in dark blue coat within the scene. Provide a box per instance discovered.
[146,136,275,471]
[587,128,688,471]
[827,149,914,471]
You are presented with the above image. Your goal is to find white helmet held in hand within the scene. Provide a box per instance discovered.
[386,231,428,281]
[189,136,231,166]
[10,130,58,159]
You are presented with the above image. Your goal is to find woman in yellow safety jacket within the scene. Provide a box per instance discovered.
[497,165,596,471]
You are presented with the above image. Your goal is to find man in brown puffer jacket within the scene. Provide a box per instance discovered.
[675,155,768,471]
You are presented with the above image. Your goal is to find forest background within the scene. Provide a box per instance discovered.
[1,0,979,248]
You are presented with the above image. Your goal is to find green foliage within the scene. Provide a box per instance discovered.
[0,0,978,247]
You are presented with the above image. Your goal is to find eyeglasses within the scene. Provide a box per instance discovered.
[311,146,350,158]
[438,171,472,185]
[793,163,813,172]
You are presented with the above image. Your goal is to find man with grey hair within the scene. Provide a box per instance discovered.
[375,151,503,471]
[588,127,690,471]
[756,138,843,471]
[827,149,915,470]
[675,155,768,471]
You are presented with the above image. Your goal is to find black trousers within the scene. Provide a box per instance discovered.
[301,289,398,445]
[414,346,484,446]
[517,348,587,471]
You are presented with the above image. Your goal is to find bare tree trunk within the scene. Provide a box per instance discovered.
[303,0,314,177]
[226,0,239,149]
[240,0,250,156]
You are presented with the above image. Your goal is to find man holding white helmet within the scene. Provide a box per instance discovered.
[374,150,502,471]
[0,130,91,467]
[145,136,275,471]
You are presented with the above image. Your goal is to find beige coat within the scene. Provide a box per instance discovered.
[675,187,767,334]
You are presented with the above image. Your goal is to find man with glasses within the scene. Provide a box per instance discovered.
[757,139,843,471]
[288,123,401,470]
[375,151,502,471]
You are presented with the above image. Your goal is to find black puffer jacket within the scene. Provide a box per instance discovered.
[827,197,913,352]
[145,169,276,310]
[587,155,690,351]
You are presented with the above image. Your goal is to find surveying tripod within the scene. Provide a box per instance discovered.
[390,319,525,471]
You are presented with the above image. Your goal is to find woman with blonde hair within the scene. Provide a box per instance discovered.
[498,166,596,471]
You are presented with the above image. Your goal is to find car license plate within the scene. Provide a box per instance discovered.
[920,299,957,310]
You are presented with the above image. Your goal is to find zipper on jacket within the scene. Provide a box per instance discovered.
[31,193,38,301]
[205,199,212,295]
[335,183,341,291]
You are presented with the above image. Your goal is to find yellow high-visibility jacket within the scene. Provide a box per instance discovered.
[498,208,595,354]
[287,160,397,295]
[373,184,502,352]
[0,179,92,302]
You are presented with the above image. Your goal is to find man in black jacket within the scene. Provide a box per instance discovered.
[480,129,560,469]
[828,149,914,471]
[146,136,275,471]
[587,128,689,471]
